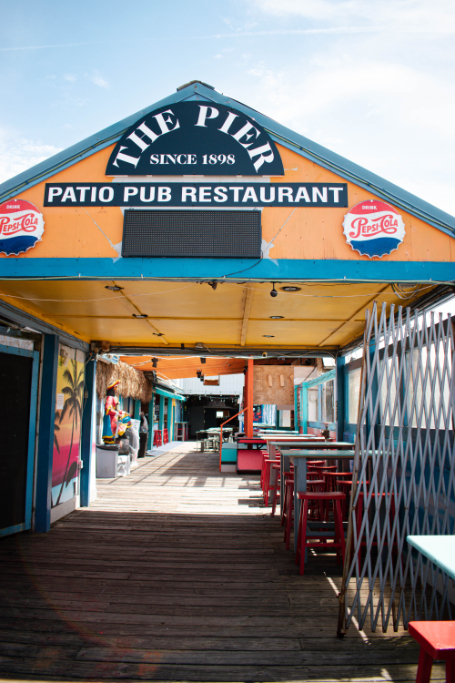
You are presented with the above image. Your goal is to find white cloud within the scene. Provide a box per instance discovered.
[251,0,455,33]
[64,74,77,82]
[0,132,61,185]
[90,73,109,89]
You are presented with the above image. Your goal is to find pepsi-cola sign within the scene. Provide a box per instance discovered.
[343,200,405,258]
[0,199,45,256]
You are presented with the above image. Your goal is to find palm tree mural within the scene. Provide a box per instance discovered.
[55,359,84,506]
[54,410,61,455]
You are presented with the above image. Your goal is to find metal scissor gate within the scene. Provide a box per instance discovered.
[338,302,455,635]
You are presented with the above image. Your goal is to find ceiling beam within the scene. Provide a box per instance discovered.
[240,285,254,347]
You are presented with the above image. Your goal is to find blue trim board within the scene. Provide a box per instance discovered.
[24,349,40,528]
[0,342,36,358]
[0,81,454,238]
[336,357,346,443]
[0,344,39,537]
[35,334,59,533]
[154,386,186,401]
[159,395,165,431]
[0,523,28,538]
[0,258,453,283]
[0,299,89,352]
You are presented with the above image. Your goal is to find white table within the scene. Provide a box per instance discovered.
[407,535,455,581]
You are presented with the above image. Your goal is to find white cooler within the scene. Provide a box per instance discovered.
[96,444,120,478]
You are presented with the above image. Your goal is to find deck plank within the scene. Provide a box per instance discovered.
[0,443,442,682]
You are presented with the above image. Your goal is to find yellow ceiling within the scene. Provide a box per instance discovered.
[0,278,432,352]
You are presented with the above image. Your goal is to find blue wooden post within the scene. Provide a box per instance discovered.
[159,395,165,431]
[80,356,96,507]
[35,334,59,533]
[336,356,346,442]
[301,385,308,433]
[134,399,140,420]
[167,399,173,441]
[147,393,155,450]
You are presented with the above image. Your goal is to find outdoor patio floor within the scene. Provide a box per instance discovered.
[0,443,444,682]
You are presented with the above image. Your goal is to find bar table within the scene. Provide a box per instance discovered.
[280,449,356,552]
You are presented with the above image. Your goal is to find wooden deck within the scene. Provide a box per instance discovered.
[0,444,443,682]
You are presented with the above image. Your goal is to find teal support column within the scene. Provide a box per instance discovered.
[80,356,96,507]
[134,399,140,420]
[301,386,308,433]
[35,334,59,533]
[336,356,346,442]
[159,395,165,431]
[147,394,155,450]
[167,399,173,440]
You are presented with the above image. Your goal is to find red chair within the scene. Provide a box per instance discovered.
[163,429,169,444]
[408,621,455,683]
[295,491,346,575]
[153,430,162,447]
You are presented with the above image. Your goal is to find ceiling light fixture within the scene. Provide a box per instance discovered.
[153,332,164,336]
[281,286,301,292]
[270,282,278,298]
[263,335,275,338]
[105,285,123,292]
[132,313,148,318]
[269,315,284,319]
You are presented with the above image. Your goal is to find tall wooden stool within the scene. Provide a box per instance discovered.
[295,491,346,575]
[408,621,455,683]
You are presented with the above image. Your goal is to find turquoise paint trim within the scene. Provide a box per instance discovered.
[154,386,186,401]
[0,81,454,238]
[308,420,337,430]
[302,368,336,389]
[301,385,308,433]
[24,349,39,529]
[2,258,452,283]
[0,343,39,536]
[80,357,96,508]
[147,395,154,450]
[159,395,165,432]
[167,398,173,441]
[35,334,59,533]
[134,399,140,420]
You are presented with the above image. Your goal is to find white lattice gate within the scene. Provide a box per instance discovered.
[338,302,455,635]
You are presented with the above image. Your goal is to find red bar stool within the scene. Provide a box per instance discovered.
[408,621,455,683]
[262,458,278,506]
[153,430,162,447]
[163,428,169,444]
[271,464,281,517]
[282,478,295,550]
[295,491,346,575]
[260,450,270,492]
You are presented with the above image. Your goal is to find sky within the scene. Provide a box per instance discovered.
[0,0,454,217]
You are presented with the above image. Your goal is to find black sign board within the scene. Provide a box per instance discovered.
[44,182,347,207]
[106,103,284,177]
[122,210,262,258]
